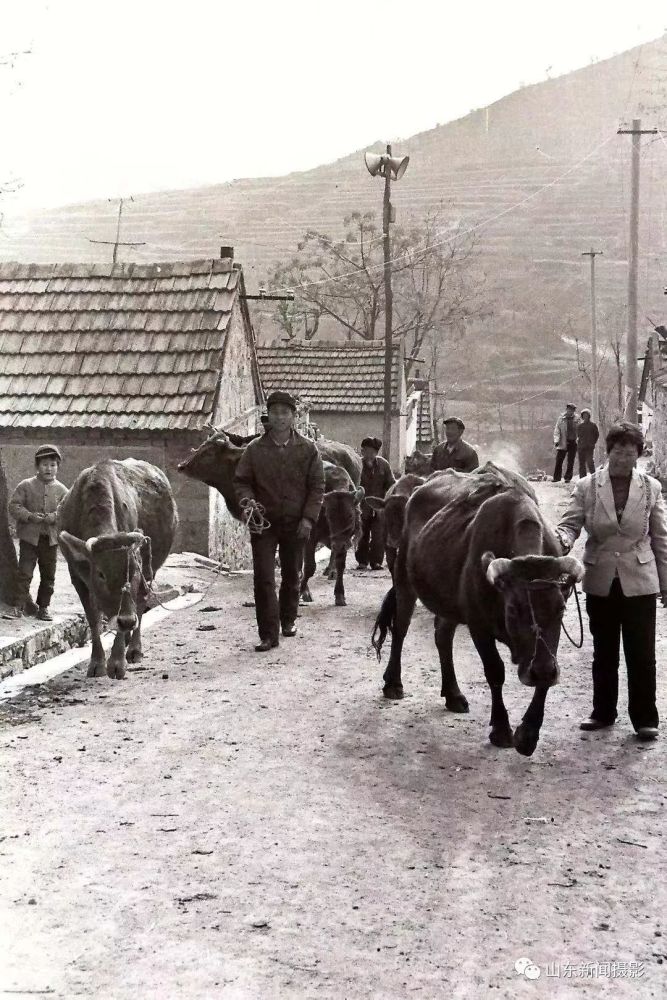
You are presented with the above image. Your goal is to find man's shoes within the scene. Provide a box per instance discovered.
[356,562,368,570]
[579,717,615,731]
[254,638,279,653]
[36,607,53,622]
[370,564,383,571]
[282,624,297,638]
[23,599,39,616]
[635,726,659,741]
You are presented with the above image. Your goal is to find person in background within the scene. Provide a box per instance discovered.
[430,417,479,473]
[355,436,394,570]
[577,408,599,478]
[9,445,69,621]
[556,421,666,741]
[553,403,580,483]
[234,390,325,652]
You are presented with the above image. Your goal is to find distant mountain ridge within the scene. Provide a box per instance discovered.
[3,36,667,413]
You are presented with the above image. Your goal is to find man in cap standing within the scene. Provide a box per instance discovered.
[553,403,580,483]
[576,408,599,478]
[430,417,479,473]
[9,444,68,619]
[235,391,325,652]
[355,436,394,570]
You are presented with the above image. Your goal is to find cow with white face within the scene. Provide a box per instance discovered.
[58,459,178,680]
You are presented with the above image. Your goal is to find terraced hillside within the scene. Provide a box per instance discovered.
[2,36,667,426]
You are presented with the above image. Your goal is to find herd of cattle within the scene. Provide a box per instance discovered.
[54,427,584,757]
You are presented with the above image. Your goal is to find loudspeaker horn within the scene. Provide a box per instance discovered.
[364,152,410,180]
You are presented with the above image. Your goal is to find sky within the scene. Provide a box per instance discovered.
[1,0,666,213]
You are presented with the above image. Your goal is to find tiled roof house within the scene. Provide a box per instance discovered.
[0,255,263,561]
[257,339,418,469]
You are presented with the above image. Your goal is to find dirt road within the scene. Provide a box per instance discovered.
[1,484,666,999]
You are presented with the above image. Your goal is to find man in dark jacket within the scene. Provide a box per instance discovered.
[576,408,599,478]
[235,391,325,652]
[430,417,479,473]
[355,436,394,570]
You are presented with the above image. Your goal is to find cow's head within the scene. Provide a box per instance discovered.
[404,451,431,477]
[323,486,365,555]
[366,475,425,550]
[177,430,245,517]
[59,530,150,631]
[482,551,583,686]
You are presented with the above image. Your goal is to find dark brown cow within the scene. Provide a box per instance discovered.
[300,462,364,607]
[178,430,364,604]
[372,463,583,756]
[57,459,178,680]
[365,473,425,578]
[404,450,432,477]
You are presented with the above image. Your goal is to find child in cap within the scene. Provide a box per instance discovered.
[9,445,69,620]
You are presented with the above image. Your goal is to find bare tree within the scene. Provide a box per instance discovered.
[266,207,485,372]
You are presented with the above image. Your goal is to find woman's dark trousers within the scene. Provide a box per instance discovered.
[585,578,659,730]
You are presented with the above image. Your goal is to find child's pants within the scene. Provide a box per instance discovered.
[17,538,57,609]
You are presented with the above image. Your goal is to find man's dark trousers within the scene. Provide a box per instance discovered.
[553,442,577,482]
[355,508,384,568]
[586,578,659,730]
[250,522,304,643]
[578,447,595,478]
[17,537,57,610]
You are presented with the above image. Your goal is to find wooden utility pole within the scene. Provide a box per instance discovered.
[382,144,393,461]
[582,248,602,435]
[88,197,145,263]
[618,120,657,421]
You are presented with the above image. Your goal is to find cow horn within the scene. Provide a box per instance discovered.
[86,531,145,554]
[556,555,584,582]
[486,557,512,586]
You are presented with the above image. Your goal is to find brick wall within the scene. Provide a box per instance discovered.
[0,427,209,556]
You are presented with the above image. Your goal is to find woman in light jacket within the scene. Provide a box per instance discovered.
[556,421,667,741]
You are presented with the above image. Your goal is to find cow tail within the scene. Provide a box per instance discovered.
[371,586,396,661]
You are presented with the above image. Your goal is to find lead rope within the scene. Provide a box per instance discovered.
[561,585,584,648]
[239,498,271,535]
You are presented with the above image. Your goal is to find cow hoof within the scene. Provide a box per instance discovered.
[513,724,539,757]
[86,660,106,678]
[335,595,347,607]
[300,591,313,604]
[126,648,143,664]
[383,684,404,700]
[107,662,127,681]
[489,726,513,749]
[443,692,470,713]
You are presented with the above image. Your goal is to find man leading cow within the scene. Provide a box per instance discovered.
[355,436,394,571]
[430,417,479,474]
[234,390,325,652]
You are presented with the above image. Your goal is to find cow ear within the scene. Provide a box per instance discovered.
[365,496,385,511]
[59,530,91,564]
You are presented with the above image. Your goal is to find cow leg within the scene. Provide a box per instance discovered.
[434,617,469,713]
[300,537,316,603]
[322,552,335,579]
[469,630,512,748]
[107,630,128,680]
[380,550,418,700]
[333,548,347,607]
[386,546,397,580]
[126,612,143,663]
[70,575,106,678]
[513,686,549,757]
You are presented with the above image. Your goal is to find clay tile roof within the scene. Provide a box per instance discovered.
[0,258,245,431]
[256,340,401,412]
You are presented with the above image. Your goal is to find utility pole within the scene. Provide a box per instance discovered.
[382,144,393,461]
[88,197,146,263]
[582,248,602,438]
[618,120,657,421]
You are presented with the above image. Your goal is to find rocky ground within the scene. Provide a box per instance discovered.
[0,483,665,999]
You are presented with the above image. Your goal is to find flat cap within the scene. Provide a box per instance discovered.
[361,436,382,451]
[443,416,465,430]
[266,390,297,411]
[34,444,62,462]
[565,402,576,410]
